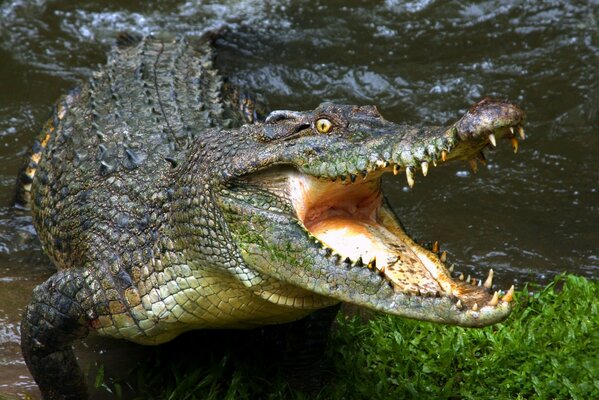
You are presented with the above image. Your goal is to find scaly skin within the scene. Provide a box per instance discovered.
[20,34,525,399]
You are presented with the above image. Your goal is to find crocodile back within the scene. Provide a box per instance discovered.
[29,35,244,270]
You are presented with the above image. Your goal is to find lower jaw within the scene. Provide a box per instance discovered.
[304,200,495,308]
[307,202,448,292]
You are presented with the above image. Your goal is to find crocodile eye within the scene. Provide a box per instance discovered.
[315,118,332,134]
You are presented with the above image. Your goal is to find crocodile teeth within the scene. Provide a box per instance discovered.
[421,161,429,176]
[472,303,479,311]
[488,133,497,147]
[406,167,415,188]
[511,137,519,154]
[509,126,515,135]
[393,164,400,175]
[488,291,500,306]
[459,273,465,281]
[483,269,494,288]
[517,126,526,140]
[378,264,386,276]
[503,285,515,303]
[440,251,447,263]
[367,257,377,270]
[432,241,439,253]
[466,274,471,283]
[441,150,447,162]
[456,300,463,309]
[449,264,455,272]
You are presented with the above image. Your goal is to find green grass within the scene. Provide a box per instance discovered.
[100,274,598,399]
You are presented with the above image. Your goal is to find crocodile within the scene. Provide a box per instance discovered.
[18,33,525,399]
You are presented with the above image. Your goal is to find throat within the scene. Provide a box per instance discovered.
[289,173,383,230]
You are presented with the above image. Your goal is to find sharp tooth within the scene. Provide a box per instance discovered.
[459,273,465,281]
[383,161,390,168]
[483,269,494,288]
[344,257,352,264]
[350,173,357,183]
[472,303,479,311]
[456,300,463,309]
[503,285,515,303]
[517,126,525,140]
[488,133,497,147]
[440,251,447,262]
[466,274,471,283]
[432,159,437,167]
[488,291,500,306]
[468,159,478,173]
[441,150,447,162]
[355,256,363,267]
[406,167,415,188]
[421,161,429,177]
[449,264,455,272]
[432,241,439,253]
[393,164,400,175]
[511,137,519,153]
[367,257,377,270]
[509,126,515,135]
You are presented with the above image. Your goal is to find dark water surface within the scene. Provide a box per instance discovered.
[0,0,597,397]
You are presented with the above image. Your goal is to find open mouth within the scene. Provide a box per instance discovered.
[289,165,513,311]
[232,98,524,322]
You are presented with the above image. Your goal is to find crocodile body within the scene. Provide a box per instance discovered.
[20,34,525,399]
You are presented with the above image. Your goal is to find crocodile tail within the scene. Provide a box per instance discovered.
[13,143,40,209]
[14,91,76,209]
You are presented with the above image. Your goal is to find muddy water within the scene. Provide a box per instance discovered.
[0,0,597,398]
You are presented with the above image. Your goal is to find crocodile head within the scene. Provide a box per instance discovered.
[214,98,525,327]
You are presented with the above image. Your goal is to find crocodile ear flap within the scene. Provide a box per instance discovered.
[261,110,312,141]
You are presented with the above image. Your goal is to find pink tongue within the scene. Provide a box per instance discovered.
[309,216,441,295]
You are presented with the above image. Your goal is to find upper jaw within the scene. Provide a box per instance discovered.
[293,98,525,190]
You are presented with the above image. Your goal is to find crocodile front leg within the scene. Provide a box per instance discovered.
[21,270,91,400]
